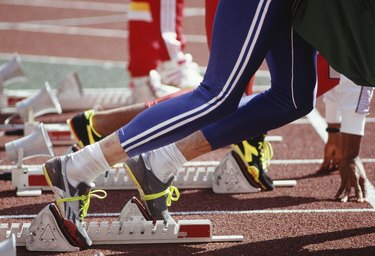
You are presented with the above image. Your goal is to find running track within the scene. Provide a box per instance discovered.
[0,1,375,255]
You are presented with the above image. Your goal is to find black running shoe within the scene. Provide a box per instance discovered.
[232,135,274,191]
[67,110,102,148]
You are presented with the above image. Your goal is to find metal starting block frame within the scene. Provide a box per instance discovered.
[1,160,296,197]
[1,88,131,114]
[0,122,74,146]
[0,199,243,252]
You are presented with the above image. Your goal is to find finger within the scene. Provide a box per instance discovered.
[318,161,337,174]
[335,182,345,199]
[328,164,338,173]
[354,182,364,203]
[357,192,364,203]
[359,177,368,203]
[340,194,349,203]
[340,183,352,203]
[354,177,365,203]
[317,160,330,172]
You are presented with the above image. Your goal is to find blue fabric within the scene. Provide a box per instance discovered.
[117,0,317,157]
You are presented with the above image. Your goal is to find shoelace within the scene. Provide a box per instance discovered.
[56,189,107,219]
[258,140,273,170]
[142,186,180,207]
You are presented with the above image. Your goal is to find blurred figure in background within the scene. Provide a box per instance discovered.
[127,0,203,103]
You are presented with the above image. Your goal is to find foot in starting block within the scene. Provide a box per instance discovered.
[26,203,80,252]
[213,151,296,193]
[213,152,261,194]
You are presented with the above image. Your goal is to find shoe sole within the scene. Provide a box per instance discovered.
[231,150,267,191]
[48,203,85,249]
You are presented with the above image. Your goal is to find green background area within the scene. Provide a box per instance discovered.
[0,55,270,91]
[0,57,130,90]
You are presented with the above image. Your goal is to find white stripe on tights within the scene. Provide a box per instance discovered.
[124,0,272,152]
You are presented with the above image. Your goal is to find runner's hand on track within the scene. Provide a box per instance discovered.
[335,157,368,203]
[317,137,341,174]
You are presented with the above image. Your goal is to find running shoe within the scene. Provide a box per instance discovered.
[124,154,180,223]
[157,53,203,89]
[128,70,180,104]
[43,155,107,249]
[232,135,274,191]
[67,110,102,148]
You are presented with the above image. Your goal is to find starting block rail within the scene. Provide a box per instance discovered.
[1,161,297,196]
[0,199,244,252]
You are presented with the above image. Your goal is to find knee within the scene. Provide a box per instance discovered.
[298,100,315,117]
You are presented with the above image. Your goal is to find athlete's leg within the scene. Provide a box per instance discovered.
[41,0,297,245]
[202,4,317,149]
[85,90,190,137]
[118,0,287,157]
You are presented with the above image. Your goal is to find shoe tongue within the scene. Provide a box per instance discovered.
[77,182,92,196]
[140,154,173,185]
[140,153,152,170]
[165,175,174,186]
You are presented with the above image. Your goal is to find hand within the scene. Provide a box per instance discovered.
[335,157,368,203]
[317,136,341,174]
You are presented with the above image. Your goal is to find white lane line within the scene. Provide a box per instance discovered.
[1,0,205,16]
[183,159,375,166]
[172,208,375,216]
[307,107,375,208]
[30,14,128,26]
[0,53,126,68]
[1,208,374,219]
[0,22,207,43]
[0,0,129,12]
[0,22,127,38]
[2,0,204,16]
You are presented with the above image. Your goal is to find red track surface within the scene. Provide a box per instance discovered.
[1,1,375,255]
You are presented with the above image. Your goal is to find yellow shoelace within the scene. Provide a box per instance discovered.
[56,189,107,220]
[142,186,180,207]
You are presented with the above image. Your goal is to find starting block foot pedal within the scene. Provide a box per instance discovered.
[26,203,80,252]
[119,197,153,223]
[213,152,260,194]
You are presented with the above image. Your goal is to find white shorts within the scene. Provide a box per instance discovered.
[323,75,374,136]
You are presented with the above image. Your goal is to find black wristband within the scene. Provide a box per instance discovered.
[325,127,340,133]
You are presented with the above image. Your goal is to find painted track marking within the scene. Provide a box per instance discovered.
[1,208,374,220]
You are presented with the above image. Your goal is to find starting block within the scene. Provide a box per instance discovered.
[1,70,131,114]
[0,122,74,146]
[2,160,297,197]
[0,198,243,252]
[2,126,295,196]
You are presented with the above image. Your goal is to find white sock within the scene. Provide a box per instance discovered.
[145,143,187,183]
[66,142,111,187]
